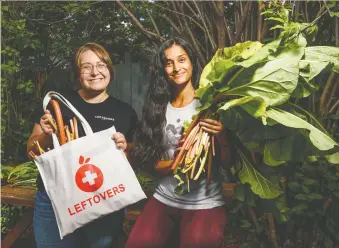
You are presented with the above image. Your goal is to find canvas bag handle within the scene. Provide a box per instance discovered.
[43,91,94,148]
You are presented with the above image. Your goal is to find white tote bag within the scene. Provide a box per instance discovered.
[34,91,146,238]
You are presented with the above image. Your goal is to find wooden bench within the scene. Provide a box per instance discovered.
[1,183,236,247]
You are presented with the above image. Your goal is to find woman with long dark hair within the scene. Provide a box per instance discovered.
[127,38,230,248]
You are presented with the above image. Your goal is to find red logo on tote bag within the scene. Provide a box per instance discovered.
[75,156,104,192]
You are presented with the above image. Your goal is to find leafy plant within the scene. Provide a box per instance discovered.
[196,32,338,199]
[1,204,28,234]
[1,161,38,188]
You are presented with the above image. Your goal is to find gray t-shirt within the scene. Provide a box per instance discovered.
[153,99,225,209]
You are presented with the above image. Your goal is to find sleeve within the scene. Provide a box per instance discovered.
[125,108,138,143]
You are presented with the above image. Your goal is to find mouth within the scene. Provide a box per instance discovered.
[172,72,185,78]
[89,78,104,82]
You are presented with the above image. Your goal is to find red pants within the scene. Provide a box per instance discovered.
[126,197,226,248]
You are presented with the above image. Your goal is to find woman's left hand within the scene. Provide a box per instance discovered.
[200,119,228,146]
[112,132,127,151]
[199,119,224,135]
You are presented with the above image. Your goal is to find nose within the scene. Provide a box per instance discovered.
[173,61,179,73]
[90,65,99,75]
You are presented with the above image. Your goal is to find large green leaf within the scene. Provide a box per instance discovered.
[237,151,283,199]
[237,38,281,68]
[326,152,339,164]
[196,86,217,111]
[304,46,339,73]
[299,60,329,83]
[199,41,263,87]
[292,77,319,98]
[225,36,307,106]
[218,96,267,119]
[219,106,291,143]
[266,108,339,153]
[263,134,309,166]
[197,38,284,110]
[264,141,285,166]
[219,107,251,131]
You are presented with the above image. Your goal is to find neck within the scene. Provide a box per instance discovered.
[171,82,195,108]
[78,89,109,103]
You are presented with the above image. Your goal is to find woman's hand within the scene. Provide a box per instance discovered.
[40,110,55,135]
[174,133,186,155]
[155,160,173,174]
[199,119,228,146]
[112,132,127,151]
[199,118,223,134]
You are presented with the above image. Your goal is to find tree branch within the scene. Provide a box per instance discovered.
[224,15,233,46]
[169,1,185,32]
[257,0,263,42]
[146,9,160,37]
[320,72,336,114]
[178,2,206,66]
[154,2,205,31]
[184,1,200,19]
[329,99,339,115]
[192,1,217,50]
[161,14,182,36]
[326,74,339,114]
[336,16,339,47]
[234,0,253,43]
[116,1,165,42]
[305,1,309,23]
[212,1,227,48]
[204,11,216,46]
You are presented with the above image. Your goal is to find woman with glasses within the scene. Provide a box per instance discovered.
[27,42,137,248]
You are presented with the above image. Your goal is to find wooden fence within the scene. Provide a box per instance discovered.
[107,54,149,117]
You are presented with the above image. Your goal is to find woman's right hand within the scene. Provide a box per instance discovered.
[40,110,54,135]
[155,133,186,174]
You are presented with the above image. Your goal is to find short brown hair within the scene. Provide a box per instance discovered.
[74,42,114,81]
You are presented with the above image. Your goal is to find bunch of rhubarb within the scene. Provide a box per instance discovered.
[172,110,219,194]
[29,99,79,159]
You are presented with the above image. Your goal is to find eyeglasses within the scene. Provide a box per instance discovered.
[80,63,108,74]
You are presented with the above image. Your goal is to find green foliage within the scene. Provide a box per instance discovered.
[1,161,38,187]
[135,172,156,191]
[1,1,153,165]
[1,204,27,234]
[208,3,339,246]
[237,150,283,199]
[1,161,38,235]
[1,4,42,164]
[197,31,338,198]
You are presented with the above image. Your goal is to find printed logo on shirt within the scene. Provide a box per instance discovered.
[95,116,114,121]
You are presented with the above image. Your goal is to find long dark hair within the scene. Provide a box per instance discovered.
[132,37,201,168]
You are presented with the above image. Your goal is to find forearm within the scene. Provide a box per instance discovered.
[216,130,232,169]
[125,142,134,155]
[155,160,173,175]
[219,145,231,169]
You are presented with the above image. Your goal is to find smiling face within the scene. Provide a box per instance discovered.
[78,50,111,93]
[164,44,193,87]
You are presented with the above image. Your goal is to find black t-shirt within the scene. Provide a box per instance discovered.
[32,91,138,191]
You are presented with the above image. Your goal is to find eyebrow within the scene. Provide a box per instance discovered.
[166,54,187,61]
[80,62,105,65]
